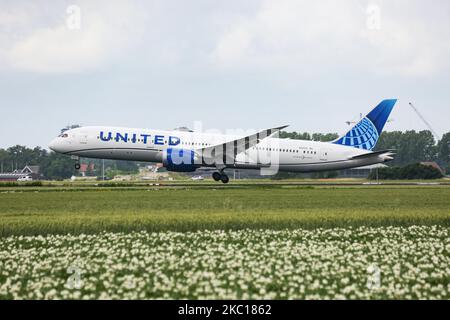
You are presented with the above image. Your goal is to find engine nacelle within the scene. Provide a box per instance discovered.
[162,148,200,172]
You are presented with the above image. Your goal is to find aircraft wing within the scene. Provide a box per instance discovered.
[199,125,289,166]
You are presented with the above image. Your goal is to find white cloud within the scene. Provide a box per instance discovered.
[210,0,450,77]
[1,0,449,77]
[0,1,146,73]
[7,23,103,73]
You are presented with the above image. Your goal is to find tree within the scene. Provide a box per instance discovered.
[1,129,448,180]
[376,130,437,166]
[279,131,311,140]
[0,149,10,173]
[437,132,450,169]
[369,163,443,180]
[4,145,46,171]
[279,131,338,142]
[40,152,77,180]
[311,133,339,142]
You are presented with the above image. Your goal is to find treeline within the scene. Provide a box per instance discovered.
[1,129,449,180]
[0,145,141,180]
[0,146,76,180]
[279,132,339,142]
[280,130,450,171]
[376,131,450,168]
[368,163,444,180]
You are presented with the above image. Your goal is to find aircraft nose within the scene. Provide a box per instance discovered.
[48,138,59,152]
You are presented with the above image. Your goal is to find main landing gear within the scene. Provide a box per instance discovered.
[212,171,229,184]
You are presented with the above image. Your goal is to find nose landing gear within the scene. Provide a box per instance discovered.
[71,156,81,170]
[212,171,229,184]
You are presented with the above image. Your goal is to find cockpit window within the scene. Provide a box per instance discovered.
[58,133,69,138]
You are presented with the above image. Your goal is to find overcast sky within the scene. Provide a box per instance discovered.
[0,0,449,148]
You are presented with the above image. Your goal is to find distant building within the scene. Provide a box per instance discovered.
[420,162,445,175]
[79,163,95,177]
[0,165,41,181]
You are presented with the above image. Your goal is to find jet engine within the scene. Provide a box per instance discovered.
[162,148,200,172]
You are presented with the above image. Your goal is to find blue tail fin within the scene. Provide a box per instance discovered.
[333,99,397,150]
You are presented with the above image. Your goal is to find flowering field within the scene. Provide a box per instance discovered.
[1,226,449,300]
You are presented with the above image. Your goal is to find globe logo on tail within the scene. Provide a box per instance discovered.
[334,117,379,150]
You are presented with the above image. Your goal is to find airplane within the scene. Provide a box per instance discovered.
[48,99,397,183]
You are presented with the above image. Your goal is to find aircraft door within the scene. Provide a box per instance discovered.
[320,148,329,161]
[79,133,88,145]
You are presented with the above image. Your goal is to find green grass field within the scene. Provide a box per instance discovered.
[1,184,449,299]
[0,185,449,236]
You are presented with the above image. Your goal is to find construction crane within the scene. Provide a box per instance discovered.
[345,113,363,126]
[345,113,394,126]
[408,102,440,140]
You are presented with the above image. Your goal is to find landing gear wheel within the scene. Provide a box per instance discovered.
[212,172,221,181]
[74,163,81,170]
[220,174,229,184]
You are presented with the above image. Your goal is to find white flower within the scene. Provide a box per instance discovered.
[0,226,448,299]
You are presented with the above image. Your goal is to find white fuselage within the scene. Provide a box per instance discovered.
[49,126,389,173]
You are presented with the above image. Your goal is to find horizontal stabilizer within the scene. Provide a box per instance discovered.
[350,149,396,160]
